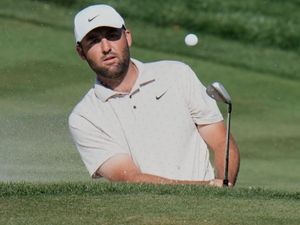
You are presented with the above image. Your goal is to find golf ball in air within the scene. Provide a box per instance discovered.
[184,33,198,46]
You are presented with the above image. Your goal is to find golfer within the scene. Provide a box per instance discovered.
[69,4,240,187]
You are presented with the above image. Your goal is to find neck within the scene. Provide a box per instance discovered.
[97,61,138,93]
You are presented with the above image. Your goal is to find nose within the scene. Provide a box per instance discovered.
[101,38,111,54]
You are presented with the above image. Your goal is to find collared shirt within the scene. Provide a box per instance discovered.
[69,59,223,180]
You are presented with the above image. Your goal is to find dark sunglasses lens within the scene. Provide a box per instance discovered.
[106,29,122,41]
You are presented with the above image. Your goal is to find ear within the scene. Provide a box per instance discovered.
[76,44,86,60]
[124,29,132,47]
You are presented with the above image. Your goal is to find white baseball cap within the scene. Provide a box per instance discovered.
[74,4,125,43]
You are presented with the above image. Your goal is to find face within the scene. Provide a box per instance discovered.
[77,27,132,80]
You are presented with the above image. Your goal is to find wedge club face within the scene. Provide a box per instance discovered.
[206,82,232,105]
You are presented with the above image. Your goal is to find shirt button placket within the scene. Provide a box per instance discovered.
[129,94,137,110]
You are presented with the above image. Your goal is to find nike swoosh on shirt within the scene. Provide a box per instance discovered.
[156,90,168,100]
[88,15,99,22]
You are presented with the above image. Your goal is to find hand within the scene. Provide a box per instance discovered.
[208,179,233,187]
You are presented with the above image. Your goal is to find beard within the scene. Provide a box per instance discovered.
[89,45,130,82]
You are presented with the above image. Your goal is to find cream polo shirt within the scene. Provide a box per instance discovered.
[69,59,223,180]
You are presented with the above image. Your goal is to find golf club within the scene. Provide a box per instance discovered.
[206,81,232,186]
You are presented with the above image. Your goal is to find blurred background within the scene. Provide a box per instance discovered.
[0,0,299,191]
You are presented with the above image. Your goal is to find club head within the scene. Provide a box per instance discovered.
[206,82,232,105]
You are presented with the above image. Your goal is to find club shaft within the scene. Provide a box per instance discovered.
[223,104,232,186]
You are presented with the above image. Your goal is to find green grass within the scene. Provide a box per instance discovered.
[1,183,299,225]
[0,0,300,224]
[34,0,300,51]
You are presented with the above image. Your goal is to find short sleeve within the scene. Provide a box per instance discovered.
[68,112,129,178]
[179,64,223,124]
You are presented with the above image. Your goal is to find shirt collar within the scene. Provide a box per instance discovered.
[94,58,156,102]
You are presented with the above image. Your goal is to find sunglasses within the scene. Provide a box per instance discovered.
[81,27,125,46]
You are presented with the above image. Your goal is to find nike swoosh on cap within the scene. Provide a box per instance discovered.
[88,15,99,22]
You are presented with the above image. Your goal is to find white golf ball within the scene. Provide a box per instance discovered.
[184,33,198,46]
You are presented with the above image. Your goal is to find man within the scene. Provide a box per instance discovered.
[69,4,240,187]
